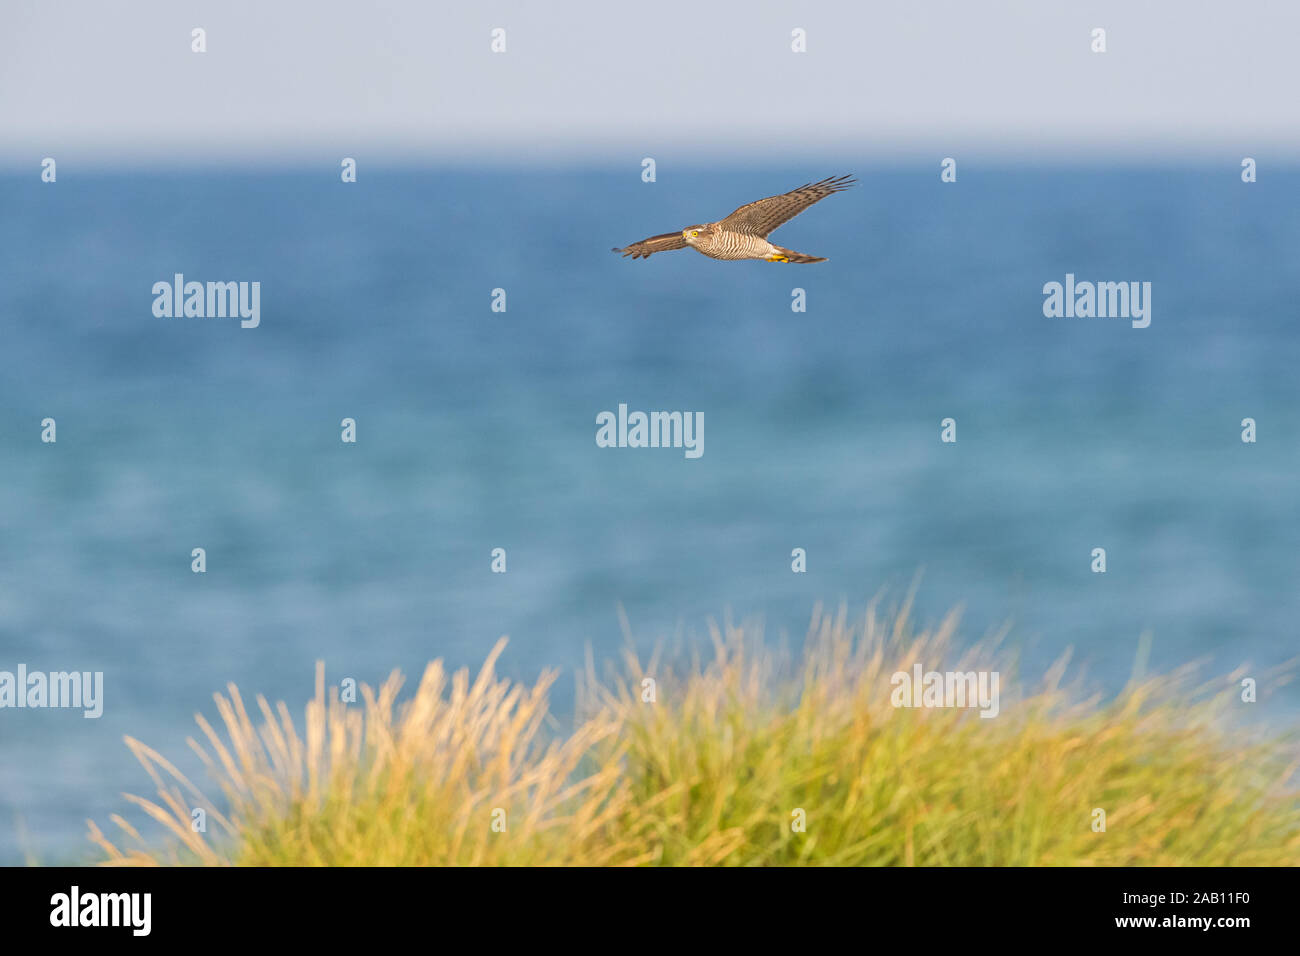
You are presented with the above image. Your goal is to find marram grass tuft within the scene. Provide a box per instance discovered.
[89,603,1300,866]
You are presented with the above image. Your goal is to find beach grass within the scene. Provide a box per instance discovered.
[89,601,1300,866]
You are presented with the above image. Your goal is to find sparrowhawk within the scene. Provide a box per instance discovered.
[612,175,855,263]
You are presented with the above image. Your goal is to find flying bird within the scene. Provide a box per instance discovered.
[612,175,855,263]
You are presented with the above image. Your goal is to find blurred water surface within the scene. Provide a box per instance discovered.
[1,166,1297,862]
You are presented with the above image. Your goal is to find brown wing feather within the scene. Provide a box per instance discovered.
[718,175,856,238]
[611,231,688,260]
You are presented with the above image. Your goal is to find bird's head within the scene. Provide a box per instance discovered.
[682,225,707,244]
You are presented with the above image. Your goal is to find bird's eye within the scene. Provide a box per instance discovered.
[691,230,699,237]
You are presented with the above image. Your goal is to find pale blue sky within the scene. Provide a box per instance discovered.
[2,0,1297,167]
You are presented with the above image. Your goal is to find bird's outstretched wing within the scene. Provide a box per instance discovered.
[718,175,856,238]
[611,231,688,260]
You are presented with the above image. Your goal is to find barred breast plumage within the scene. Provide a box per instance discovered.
[695,231,772,261]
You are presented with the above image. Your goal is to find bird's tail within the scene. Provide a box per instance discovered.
[767,245,827,264]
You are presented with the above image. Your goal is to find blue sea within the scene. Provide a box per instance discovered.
[1,166,1298,863]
